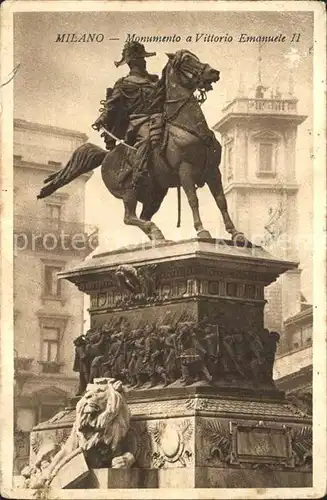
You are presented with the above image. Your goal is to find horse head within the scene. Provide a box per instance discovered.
[166,50,220,93]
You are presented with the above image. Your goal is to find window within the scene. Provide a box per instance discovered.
[252,130,279,177]
[38,314,68,373]
[44,265,62,297]
[42,327,60,363]
[41,327,62,373]
[302,325,312,345]
[226,282,238,297]
[290,330,301,350]
[259,143,274,172]
[47,203,61,221]
[289,325,312,352]
[46,203,61,230]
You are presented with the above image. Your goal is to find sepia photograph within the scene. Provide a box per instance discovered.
[0,1,326,498]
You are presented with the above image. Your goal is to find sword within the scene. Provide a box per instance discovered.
[93,124,137,152]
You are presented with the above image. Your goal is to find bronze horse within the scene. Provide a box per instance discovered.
[38,50,244,243]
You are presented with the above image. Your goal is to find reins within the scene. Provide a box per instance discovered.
[164,89,195,122]
[164,59,207,122]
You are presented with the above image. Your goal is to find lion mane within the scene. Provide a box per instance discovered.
[22,378,133,489]
[75,378,131,452]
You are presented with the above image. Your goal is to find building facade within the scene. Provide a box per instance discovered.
[213,84,312,401]
[274,303,313,413]
[13,119,98,473]
[213,85,307,331]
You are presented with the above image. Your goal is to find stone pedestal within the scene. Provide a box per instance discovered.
[29,239,312,488]
[30,386,312,488]
[62,238,296,335]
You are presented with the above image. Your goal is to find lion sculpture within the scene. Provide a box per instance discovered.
[22,378,135,488]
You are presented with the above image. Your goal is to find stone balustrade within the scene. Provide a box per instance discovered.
[222,97,298,115]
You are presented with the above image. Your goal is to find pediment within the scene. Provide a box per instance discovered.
[251,129,280,141]
[31,386,69,403]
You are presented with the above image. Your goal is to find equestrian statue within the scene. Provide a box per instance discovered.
[37,41,245,243]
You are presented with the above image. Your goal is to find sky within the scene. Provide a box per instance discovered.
[13,10,314,297]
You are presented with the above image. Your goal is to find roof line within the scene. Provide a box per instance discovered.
[14,118,88,140]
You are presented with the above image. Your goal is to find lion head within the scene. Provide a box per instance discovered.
[75,378,131,453]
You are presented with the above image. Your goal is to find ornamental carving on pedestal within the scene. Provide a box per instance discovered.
[201,419,233,464]
[114,264,161,307]
[291,426,312,467]
[126,421,152,468]
[30,432,43,457]
[72,316,281,394]
[87,260,268,314]
[149,419,193,468]
[229,420,294,468]
[199,419,312,470]
[54,428,71,448]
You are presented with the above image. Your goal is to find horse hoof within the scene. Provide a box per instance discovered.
[197,229,212,239]
[232,232,247,247]
[150,227,166,241]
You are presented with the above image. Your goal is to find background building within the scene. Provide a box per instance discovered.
[213,80,306,331]
[274,302,313,413]
[13,119,98,472]
[213,79,312,403]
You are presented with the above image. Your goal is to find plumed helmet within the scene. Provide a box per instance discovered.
[114,41,156,67]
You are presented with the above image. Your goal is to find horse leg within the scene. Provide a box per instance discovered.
[206,168,245,242]
[179,162,212,238]
[139,187,168,221]
[123,192,165,241]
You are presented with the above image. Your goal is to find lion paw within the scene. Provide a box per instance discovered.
[112,452,135,469]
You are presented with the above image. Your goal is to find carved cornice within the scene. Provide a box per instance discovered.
[128,397,309,422]
[77,261,269,313]
[214,112,307,133]
[224,182,299,195]
[60,239,297,288]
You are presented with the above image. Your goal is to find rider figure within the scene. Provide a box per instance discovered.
[92,41,165,193]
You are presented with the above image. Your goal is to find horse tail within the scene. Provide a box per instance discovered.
[177,185,181,228]
[37,142,107,199]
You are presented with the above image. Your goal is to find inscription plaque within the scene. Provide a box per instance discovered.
[230,422,294,467]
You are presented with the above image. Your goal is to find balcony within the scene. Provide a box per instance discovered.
[38,360,64,374]
[14,357,34,393]
[14,357,34,373]
[222,97,299,115]
[214,96,307,132]
[14,216,98,256]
